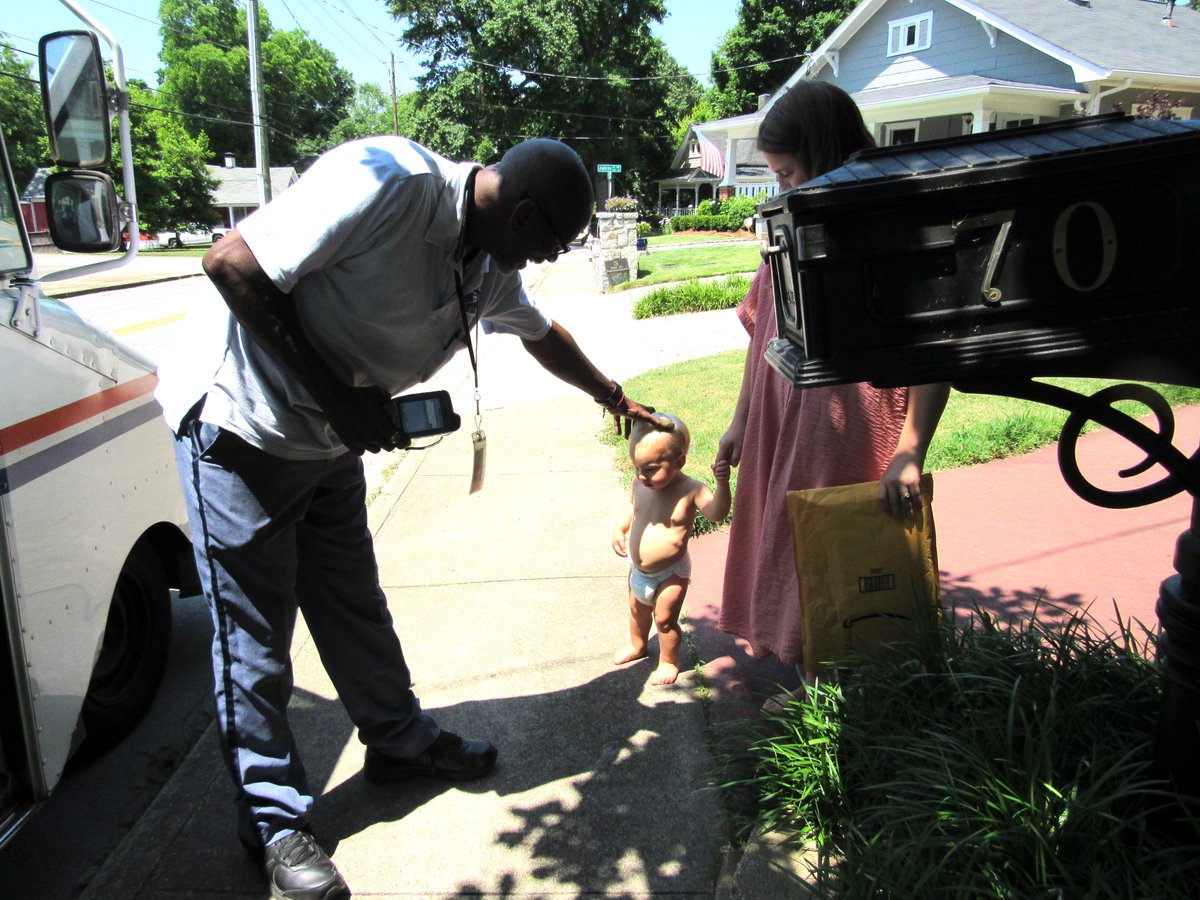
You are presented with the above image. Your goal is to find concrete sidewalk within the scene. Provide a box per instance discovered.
[81,251,762,899]
[77,249,1198,898]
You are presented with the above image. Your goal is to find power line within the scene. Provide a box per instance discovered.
[423,49,808,84]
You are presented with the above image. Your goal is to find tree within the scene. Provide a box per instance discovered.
[156,0,353,167]
[708,0,856,119]
[119,81,218,230]
[0,42,49,193]
[326,83,419,145]
[387,0,702,203]
[674,95,720,148]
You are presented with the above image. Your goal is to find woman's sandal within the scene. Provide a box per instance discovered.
[760,686,805,716]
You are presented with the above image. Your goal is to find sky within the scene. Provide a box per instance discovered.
[3,0,739,95]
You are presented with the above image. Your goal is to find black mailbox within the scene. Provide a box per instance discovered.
[756,112,1200,819]
[759,114,1200,392]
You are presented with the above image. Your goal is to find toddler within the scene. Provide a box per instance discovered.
[612,413,731,684]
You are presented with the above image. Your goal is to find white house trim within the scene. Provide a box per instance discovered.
[1081,77,1133,115]
[978,19,998,48]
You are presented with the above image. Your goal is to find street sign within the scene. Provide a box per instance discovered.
[596,163,622,173]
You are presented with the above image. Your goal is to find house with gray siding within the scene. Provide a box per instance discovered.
[683,0,1200,201]
[208,160,299,228]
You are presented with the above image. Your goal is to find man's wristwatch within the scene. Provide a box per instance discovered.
[594,380,624,408]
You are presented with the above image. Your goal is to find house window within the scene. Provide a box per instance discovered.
[882,120,921,145]
[887,12,933,57]
[992,113,1038,130]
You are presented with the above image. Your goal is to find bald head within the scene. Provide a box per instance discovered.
[495,139,594,239]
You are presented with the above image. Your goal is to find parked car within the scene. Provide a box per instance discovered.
[155,223,228,249]
[120,230,160,250]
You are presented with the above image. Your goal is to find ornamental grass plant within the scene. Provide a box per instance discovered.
[706,609,1200,898]
[631,274,750,318]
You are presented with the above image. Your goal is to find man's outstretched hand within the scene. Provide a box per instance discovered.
[606,393,674,439]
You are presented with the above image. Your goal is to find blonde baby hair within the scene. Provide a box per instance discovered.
[629,412,690,459]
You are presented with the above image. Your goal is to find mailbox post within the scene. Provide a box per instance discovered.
[757,114,1200,826]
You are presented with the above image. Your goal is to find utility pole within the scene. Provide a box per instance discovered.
[247,0,272,205]
[391,53,399,135]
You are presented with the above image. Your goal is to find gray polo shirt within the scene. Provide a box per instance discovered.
[155,136,551,460]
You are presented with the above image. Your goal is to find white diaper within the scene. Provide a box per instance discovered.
[628,553,692,606]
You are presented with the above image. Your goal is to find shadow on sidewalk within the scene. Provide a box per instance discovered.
[314,661,721,895]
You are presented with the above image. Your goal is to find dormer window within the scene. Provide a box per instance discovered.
[888,12,933,56]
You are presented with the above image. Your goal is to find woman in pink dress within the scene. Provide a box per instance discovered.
[716,81,949,688]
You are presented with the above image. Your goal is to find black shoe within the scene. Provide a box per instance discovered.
[363,730,498,783]
[263,830,350,900]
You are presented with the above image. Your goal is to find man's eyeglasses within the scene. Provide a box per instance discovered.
[523,193,572,256]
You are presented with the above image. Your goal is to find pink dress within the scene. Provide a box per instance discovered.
[718,263,909,665]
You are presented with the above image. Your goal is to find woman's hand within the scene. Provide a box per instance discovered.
[716,420,746,469]
[878,450,923,519]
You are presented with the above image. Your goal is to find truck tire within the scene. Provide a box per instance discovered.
[77,542,172,759]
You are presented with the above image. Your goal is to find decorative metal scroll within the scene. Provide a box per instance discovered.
[952,379,1200,509]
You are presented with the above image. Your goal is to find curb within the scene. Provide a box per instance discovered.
[43,272,208,299]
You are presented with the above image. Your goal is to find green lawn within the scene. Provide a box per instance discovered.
[647,232,751,247]
[612,242,760,291]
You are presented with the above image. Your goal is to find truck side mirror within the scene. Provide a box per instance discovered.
[39,30,111,168]
[45,171,121,253]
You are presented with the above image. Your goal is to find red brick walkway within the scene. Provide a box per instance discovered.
[686,406,1200,716]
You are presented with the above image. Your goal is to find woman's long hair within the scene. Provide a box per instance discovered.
[757,80,876,179]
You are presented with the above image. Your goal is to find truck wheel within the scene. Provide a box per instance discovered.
[77,542,172,758]
[168,237,182,249]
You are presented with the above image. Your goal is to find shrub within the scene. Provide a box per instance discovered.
[669,214,734,232]
[604,195,638,212]
[721,196,757,230]
[709,610,1199,897]
[632,274,750,319]
[636,221,651,238]
[696,198,717,216]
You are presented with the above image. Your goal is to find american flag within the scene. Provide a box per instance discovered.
[696,130,726,178]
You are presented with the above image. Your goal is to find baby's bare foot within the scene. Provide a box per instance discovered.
[650,662,679,685]
[613,644,647,666]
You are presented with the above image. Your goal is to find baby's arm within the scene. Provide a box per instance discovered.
[695,460,732,524]
[612,491,634,557]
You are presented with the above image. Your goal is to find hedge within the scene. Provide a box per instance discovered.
[668,214,744,232]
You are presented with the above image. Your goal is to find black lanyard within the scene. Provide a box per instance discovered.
[453,270,479,388]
